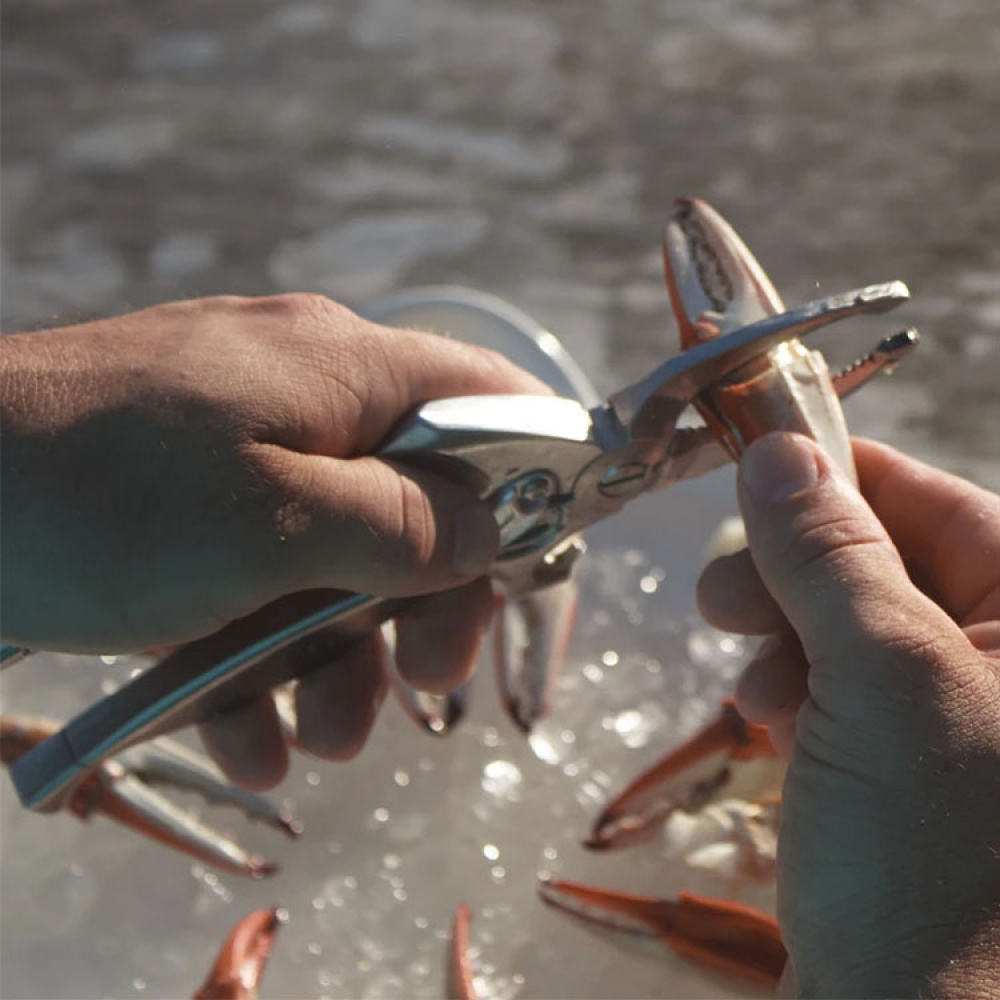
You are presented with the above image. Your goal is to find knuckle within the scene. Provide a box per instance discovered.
[235,293,362,340]
[241,441,297,497]
[290,294,369,342]
[194,293,249,312]
[238,443,317,549]
[243,291,334,316]
[869,624,952,663]
[777,508,892,590]
[795,699,884,779]
[284,291,344,323]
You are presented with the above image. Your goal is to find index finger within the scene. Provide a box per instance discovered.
[300,301,553,456]
[855,438,1000,626]
[350,322,555,453]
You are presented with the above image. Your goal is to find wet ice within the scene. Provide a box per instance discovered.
[0,536,761,998]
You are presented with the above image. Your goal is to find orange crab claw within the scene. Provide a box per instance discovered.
[1,716,299,877]
[539,878,786,988]
[663,196,857,476]
[194,907,282,1000]
[586,700,776,851]
[448,904,480,1000]
[663,196,785,350]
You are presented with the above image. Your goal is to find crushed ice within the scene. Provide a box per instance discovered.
[1,542,762,998]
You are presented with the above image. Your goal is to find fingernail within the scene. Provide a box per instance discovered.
[452,503,498,577]
[741,433,819,503]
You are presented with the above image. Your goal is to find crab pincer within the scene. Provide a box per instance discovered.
[663,196,917,478]
[270,627,470,741]
[586,700,778,851]
[384,622,470,736]
[392,676,470,736]
[538,877,786,987]
[0,716,300,877]
[494,577,578,733]
[194,906,282,1000]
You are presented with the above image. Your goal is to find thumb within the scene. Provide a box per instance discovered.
[257,452,499,599]
[737,433,973,713]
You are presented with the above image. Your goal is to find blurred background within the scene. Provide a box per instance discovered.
[2,1,999,998]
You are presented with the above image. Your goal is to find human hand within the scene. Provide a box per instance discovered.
[1,294,547,787]
[698,434,1000,998]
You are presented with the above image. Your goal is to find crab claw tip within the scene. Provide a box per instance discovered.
[502,697,535,735]
[664,196,785,345]
[583,810,617,850]
[248,858,279,879]
[512,714,534,736]
[280,816,304,838]
[584,804,666,852]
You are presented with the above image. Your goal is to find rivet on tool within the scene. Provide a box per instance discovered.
[598,462,649,498]
[513,474,552,515]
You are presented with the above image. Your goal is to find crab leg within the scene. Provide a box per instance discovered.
[539,878,786,987]
[83,766,280,876]
[194,907,282,1000]
[117,737,301,837]
[1,716,295,877]
[448,904,480,1000]
[587,700,777,851]
[494,578,578,733]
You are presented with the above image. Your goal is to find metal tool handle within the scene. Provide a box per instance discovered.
[12,591,397,810]
[11,394,603,811]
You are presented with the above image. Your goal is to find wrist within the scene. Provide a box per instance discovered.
[1,335,59,644]
[0,329,118,647]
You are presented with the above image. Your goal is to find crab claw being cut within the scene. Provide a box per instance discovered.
[586,700,779,852]
[664,196,859,477]
[539,877,786,987]
[1,716,300,877]
[194,906,282,999]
